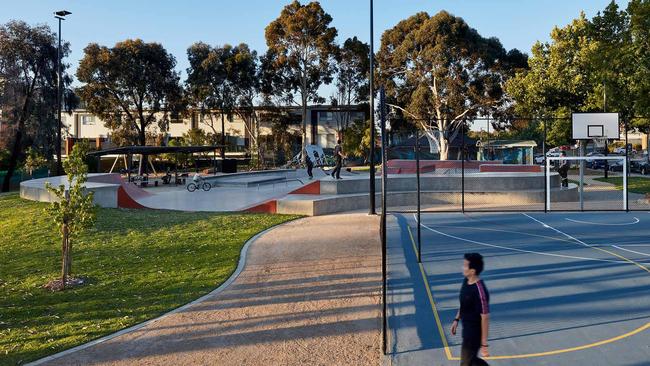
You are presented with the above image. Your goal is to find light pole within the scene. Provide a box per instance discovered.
[369,0,376,214]
[54,10,71,176]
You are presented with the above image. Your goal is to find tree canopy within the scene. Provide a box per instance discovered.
[377,11,527,159]
[264,0,338,156]
[76,39,184,146]
[506,1,650,147]
[0,20,72,191]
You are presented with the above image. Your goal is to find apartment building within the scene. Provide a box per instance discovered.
[62,105,366,151]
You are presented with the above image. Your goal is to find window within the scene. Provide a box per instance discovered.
[319,111,335,123]
[81,115,95,125]
[170,111,183,124]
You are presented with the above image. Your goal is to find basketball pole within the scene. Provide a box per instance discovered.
[580,139,584,211]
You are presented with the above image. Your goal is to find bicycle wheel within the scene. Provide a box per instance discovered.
[187,183,197,192]
[202,182,211,191]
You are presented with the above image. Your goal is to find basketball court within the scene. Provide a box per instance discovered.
[385,211,650,366]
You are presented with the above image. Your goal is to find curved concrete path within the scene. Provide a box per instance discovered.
[37,214,382,366]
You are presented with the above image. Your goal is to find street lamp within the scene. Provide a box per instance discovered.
[54,10,71,176]
[369,0,376,214]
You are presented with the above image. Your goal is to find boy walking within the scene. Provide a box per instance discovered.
[331,139,345,179]
[451,253,490,366]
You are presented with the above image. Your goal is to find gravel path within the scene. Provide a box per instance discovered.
[40,214,382,366]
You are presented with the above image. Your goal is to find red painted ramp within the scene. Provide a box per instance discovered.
[88,173,152,209]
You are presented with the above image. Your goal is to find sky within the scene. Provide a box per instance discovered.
[1,0,630,94]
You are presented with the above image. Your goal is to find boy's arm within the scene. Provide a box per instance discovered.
[480,314,489,346]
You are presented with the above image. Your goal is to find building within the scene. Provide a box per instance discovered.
[477,140,538,164]
[61,104,366,153]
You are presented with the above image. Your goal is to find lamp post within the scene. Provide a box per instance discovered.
[368,0,376,215]
[54,10,71,176]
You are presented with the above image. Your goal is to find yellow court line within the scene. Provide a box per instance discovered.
[405,223,650,361]
[407,226,454,360]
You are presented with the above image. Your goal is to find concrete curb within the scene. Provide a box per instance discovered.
[25,218,299,366]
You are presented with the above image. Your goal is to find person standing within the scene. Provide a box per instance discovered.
[451,253,490,366]
[558,151,569,188]
[305,150,314,179]
[331,139,345,179]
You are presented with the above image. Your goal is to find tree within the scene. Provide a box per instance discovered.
[377,11,526,160]
[341,119,372,160]
[0,21,70,192]
[186,43,261,164]
[506,2,640,148]
[628,0,650,148]
[44,142,96,290]
[76,39,184,147]
[264,0,338,157]
[331,37,370,132]
[24,147,47,177]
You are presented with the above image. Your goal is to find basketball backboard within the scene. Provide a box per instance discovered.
[572,113,619,140]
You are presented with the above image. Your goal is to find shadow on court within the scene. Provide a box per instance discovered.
[386,212,650,366]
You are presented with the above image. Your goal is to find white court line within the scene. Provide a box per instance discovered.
[613,245,650,257]
[522,213,650,268]
[412,214,633,265]
[565,217,639,226]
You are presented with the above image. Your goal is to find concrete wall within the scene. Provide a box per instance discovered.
[320,173,560,195]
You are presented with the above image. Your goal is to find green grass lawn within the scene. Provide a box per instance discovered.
[0,194,299,365]
[594,176,650,194]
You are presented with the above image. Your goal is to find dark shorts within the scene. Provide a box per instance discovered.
[460,337,489,366]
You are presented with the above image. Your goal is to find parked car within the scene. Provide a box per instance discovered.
[630,160,650,175]
[608,160,626,172]
[613,146,637,155]
[585,153,605,169]
[534,154,545,164]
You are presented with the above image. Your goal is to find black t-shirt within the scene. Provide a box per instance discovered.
[334,144,342,161]
[459,278,490,340]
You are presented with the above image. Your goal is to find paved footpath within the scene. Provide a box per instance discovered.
[41,214,382,366]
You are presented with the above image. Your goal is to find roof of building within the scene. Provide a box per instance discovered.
[87,145,224,156]
[476,140,538,148]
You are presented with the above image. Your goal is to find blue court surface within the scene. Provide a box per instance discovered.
[386,212,650,366]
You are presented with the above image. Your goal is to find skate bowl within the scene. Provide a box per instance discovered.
[20,173,151,209]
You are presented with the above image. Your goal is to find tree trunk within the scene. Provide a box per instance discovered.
[301,95,308,163]
[1,129,24,192]
[61,223,69,289]
[221,113,226,160]
[67,238,72,278]
[439,138,449,160]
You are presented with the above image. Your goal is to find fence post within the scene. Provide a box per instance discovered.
[625,117,629,212]
[379,86,388,356]
[416,129,421,262]
[461,123,465,213]
[544,119,548,213]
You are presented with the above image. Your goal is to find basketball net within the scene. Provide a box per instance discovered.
[592,137,607,149]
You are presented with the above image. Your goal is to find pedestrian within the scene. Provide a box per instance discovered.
[451,253,490,366]
[558,151,569,188]
[331,139,346,180]
[305,150,314,179]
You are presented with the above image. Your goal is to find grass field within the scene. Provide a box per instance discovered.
[594,176,650,194]
[0,193,299,365]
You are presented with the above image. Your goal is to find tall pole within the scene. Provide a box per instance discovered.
[56,17,63,176]
[368,0,376,215]
[625,118,629,212]
[416,129,421,263]
[379,86,388,355]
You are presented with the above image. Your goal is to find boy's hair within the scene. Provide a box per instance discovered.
[337,139,341,144]
[464,253,484,275]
